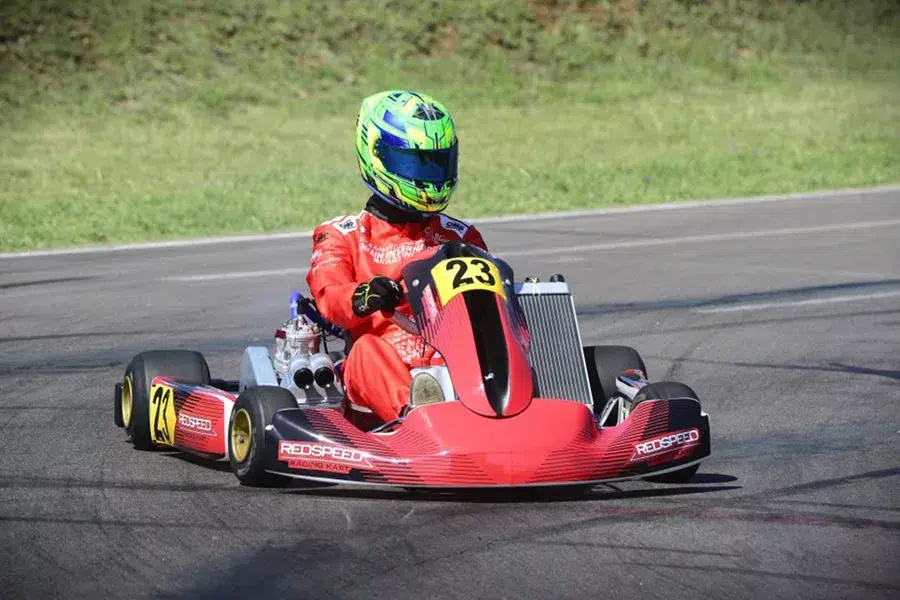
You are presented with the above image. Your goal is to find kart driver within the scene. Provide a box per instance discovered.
[306,90,487,427]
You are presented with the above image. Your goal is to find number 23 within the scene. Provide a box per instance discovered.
[445,258,495,288]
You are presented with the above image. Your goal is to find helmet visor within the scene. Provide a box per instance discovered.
[376,140,458,183]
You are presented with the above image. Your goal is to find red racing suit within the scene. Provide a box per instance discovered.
[306,205,487,423]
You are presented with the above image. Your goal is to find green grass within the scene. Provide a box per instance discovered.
[1,0,899,251]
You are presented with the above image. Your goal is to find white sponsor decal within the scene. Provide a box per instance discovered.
[358,239,427,264]
[278,441,372,468]
[631,428,700,461]
[310,255,341,273]
[422,285,439,322]
[439,214,469,236]
[334,216,358,235]
[355,226,452,265]
[178,413,216,435]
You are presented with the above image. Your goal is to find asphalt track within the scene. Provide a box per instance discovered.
[1,189,898,599]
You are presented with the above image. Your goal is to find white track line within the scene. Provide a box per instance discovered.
[469,184,898,225]
[2,184,897,259]
[159,267,311,282]
[0,230,317,260]
[157,218,900,282]
[692,290,900,314]
[502,219,900,258]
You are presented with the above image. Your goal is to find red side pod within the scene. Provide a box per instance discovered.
[170,383,232,458]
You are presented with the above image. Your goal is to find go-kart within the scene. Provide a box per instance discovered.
[113,242,710,488]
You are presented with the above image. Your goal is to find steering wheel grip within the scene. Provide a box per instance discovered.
[389,310,420,335]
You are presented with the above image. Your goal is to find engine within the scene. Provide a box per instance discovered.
[272,316,337,390]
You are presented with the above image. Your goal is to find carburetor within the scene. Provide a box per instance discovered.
[273,316,336,389]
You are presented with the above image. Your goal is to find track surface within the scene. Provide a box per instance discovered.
[1,190,898,599]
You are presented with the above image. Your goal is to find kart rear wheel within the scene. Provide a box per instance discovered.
[633,381,702,483]
[583,345,647,413]
[122,350,210,450]
[228,386,296,487]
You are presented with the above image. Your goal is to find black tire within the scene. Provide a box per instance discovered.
[633,381,702,483]
[583,345,648,412]
[122,350,210,451]
[228,386,297,487]
[113,382,124,428]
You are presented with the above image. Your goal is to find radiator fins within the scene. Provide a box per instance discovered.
[516,288,594,407]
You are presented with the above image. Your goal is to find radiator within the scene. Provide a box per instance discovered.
[515,281,594,407]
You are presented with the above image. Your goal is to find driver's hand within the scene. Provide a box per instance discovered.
[352,276,403,317]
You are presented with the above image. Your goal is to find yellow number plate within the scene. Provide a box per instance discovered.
[431,257,507,306]
[148,382,176,446]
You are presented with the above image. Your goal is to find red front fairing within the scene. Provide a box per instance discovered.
[424,291,534,418]
[403,243,534,418]
[263,397,710,487]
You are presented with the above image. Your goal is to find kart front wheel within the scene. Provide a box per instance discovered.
[583,345,648,414]
[121,350,210,450]
[228,386,296,487]
[633,381,703,483]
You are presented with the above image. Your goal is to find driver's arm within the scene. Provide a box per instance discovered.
[305,225,366,331]
[464,225,488,252]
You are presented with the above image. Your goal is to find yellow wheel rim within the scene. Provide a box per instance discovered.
[122,374,134,428]
[231,408,252,463]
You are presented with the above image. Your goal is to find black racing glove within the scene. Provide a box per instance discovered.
[352,276,403,317]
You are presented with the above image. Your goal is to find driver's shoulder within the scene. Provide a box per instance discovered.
[317,212,365,237]
[431,213,474,239]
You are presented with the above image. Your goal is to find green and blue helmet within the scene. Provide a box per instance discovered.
[355,90,459,213]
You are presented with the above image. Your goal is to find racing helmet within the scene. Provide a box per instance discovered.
[355,90,459,213]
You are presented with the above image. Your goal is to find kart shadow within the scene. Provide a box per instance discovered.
[283,479,741,503]
[158,450,235,473]
[690,472,738,484]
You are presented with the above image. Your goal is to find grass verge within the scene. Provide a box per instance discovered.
[1,1,898,251]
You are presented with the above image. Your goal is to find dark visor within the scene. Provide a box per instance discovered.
[376,139,458,183]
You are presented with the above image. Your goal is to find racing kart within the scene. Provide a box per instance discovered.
[113,242,710,488]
